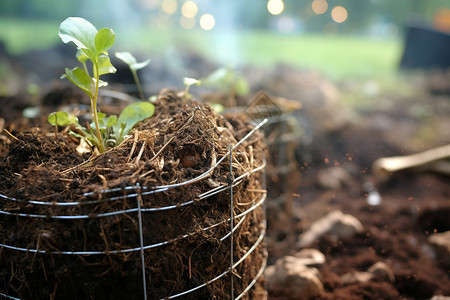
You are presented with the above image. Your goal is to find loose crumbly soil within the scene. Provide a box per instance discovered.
[0,91,266,299]
[1,45,450,299]
[263,78,450,299]
[298,172,450,300]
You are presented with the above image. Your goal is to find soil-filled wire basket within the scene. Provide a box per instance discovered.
[0,91,267,299]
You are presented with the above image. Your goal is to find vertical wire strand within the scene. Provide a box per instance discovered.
[137,184,148,300]
[229,144,234,300]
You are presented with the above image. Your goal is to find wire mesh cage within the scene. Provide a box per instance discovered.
[0,103,268,299]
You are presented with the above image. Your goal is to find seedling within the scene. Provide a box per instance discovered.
[183,77,201,100]
[50,17,154,153]
[115,51,150,101]
[201,67,250,97]
[58,17,117,153]
[48,101,154,149]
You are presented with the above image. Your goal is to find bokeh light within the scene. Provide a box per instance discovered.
[161,0,177,15]
[311,0,328,15]
[267,0,284,16]
[433,8,450,33]
[200,13,215,30]
[181,1,198,19]
[331,6,348,23]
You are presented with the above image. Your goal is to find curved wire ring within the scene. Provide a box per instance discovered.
[0,119,267,208]
[0,193,266,255]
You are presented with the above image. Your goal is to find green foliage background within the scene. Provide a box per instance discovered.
[0,0,448,79]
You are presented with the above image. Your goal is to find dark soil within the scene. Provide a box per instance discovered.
[308,172,450,300]
[261,69,450,300]
[1,44,449,299]
[0,91,266,299]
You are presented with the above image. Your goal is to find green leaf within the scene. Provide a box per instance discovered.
[61,67,93,98]
[115,51,150,71]
[95,28,115,53]
[91,112,107,129]
[184,77,201,87]
[98,55,117,76]
[132,59,151,71]
[69,129,97,148]
[115,102,155,141]
[106,115,117,127]
[76,47,89,64]
[48,111,78,126]
[69,130,93,147]
[97,112,107,122]
[69,130,87,140]
[81,48,96,61]
[210,103,225,114]
[59,17,98,60]
[98,112,107,119]
[96,79,109,88]
[115,51,136,66]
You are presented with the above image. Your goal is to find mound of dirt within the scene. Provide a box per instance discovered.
[0,91,267,299]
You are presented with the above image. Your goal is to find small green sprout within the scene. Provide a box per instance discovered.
[48,101,154,149]
[201,67,250,97]
[209,103,225,114]
[58,17,117,153]
[115,51,150,101]
[183,77,201,100]
[50,17,155,153]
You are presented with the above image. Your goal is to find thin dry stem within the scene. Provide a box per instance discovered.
[134,140,146,165]
[127,131,139,162]
[3,129,19,141]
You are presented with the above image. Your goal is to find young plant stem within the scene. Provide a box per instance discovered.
[183,84,193,101]
[131,69,145,101]
[52,113,58,139]
[92,63,105,153]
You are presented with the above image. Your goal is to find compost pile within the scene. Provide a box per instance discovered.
[0,91,267,299]
[3,44,450,300]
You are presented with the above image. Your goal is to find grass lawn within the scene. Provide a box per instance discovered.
[238,32,402,79]
[0,18,60,53]
[0,18,402,80]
